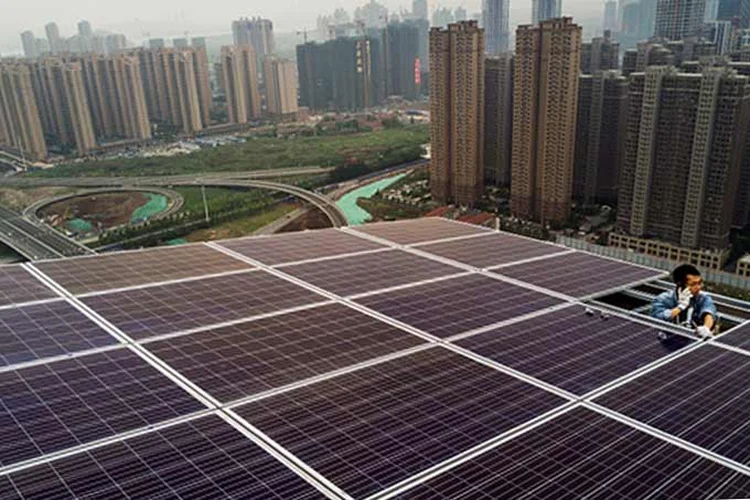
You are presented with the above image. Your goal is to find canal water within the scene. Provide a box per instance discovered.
[336,174,407,226]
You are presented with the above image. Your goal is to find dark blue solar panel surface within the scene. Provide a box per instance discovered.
[0,415,325,500]
[0,349,204,467]
[82,270,326,340]
[145,303,425,403]
[455,305,693,395]
[415,232,568,268]
[281,249,461,297]
[0,266,57,307]
[494,252,664,298]
[235,346,566,498]
[401,407,750,499]
[716,322,750,351]
[355,273,564,338]
[595,345,750,465]
[0,301,118,367]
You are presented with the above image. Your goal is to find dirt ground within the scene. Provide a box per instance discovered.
[279,209,333,232]
[0,187,76,211]
[41,192,151,229]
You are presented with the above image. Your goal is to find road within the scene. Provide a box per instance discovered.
[0,206,94,260]
[0,166,334,188]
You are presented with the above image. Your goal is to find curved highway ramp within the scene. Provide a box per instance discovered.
[0,206,94,261]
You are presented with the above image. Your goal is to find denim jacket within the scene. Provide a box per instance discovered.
[651,289,718,326]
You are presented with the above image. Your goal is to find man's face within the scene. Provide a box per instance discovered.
[685,274,703,296]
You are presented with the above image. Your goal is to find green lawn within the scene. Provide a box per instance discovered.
[30,126,429,178]
[184,203,297,242]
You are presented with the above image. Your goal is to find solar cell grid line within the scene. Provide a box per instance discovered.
[413,232,572,269]
[144,303,428,404]
[81,270,328,340]
[0,300,120,368]
[493,251,665,299]
[216,227,387,266]
[0,347,206,469]
[280,249,466,297]
[348,217,492,245]
[593,344,750,467]
[0,414,330,500]
[453,305,695,396]
[393,407,750,500]
[233,346,567,499]
[0,265,58,308]
[33,244,253,296]
[354,273,566,339]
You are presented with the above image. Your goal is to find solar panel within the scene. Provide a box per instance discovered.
[415,232,570,269]
[0,265,57,308]
[145,303,426,403]
[455,305,694,395]
[281,249,463,297]
[355,273,565,339]
[217,228,386,265]
[34,245,252,295]
[399,407,750,499]
[595,345,750,465]
[716,322,750,351]
[350,217,491,245]
[0,301,118,367]
[234,346,566,498]
[0,348,205,468]
[494,251,665,298]
[82,270,327,340]
[0,415,325,500]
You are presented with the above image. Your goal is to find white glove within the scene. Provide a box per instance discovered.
[696,326,712,339]
[678,288,692,311]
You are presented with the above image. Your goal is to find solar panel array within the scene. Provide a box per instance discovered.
[3,216,749,500]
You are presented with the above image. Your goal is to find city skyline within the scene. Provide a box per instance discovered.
[1,0,609,54]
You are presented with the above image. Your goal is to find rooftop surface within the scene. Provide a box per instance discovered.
[0,217,749,499]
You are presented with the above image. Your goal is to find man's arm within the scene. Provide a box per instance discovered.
[700,294,718,330]
[651,292,680,321]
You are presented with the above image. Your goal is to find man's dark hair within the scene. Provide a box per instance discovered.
[673,264,701,286]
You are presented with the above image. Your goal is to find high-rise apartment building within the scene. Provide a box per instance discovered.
[512,18,581,225]
[574,71,628,205]
[604,0,619,30]
[385,21,422,99]
[581,31,620,73]
[707,20,733,53]
[149,38,166,49]
[21,31,38,59]
[131,47,210,133]
[173,38,189,49]
[232,17,275,77]
[484,0,511,54]
[429,21,486,206]
[45,23,64,55]
[413,0,429,19]
[296,42,334,111]
[78,20,93,38]
[0,64,47,160]
[484,54,514,187]
[654,0,707,39]
[617,66,750,250]
[78,54,151,141]
[264,56,298,116]
[31,59,96,154]
[221,46,262,124]
[104,34,127,54]
[532,0,562,24]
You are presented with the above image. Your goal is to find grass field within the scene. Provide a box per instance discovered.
[30,126,429,178]
[184,203,297,241]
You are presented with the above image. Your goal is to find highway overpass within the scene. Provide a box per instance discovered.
[0,206,94,261]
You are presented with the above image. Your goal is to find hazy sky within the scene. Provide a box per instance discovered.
[0,0,603,53]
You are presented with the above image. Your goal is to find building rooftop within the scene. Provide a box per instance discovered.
[1,217,749,498]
